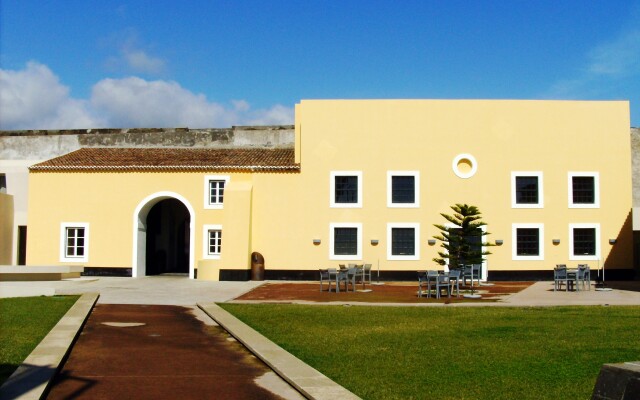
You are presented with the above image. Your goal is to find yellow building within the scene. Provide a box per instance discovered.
[26,100,634,280]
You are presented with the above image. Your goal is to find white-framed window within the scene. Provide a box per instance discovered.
[202,224,222,259]
[330,171,362,208]
[387,223,420,260]
[204,175,230,209]
[329,223,362,260]
[512,223,544,260]
[568,172,600,208]
[60,222,89,262]
[387,171,420,208]
[512,172,543,208]
[569,223,600,261]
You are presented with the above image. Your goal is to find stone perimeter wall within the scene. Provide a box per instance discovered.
[0,125,295,160]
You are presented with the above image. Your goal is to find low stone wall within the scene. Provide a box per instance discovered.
[592,361,640,400]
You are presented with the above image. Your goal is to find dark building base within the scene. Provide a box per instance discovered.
[82,267,132,277]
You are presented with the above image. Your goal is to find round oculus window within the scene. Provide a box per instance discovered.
[452,154,477,179]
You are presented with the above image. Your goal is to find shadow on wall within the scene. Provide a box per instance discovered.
[603,210,636,279]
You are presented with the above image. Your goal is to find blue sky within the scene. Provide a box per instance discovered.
[1,0,639,129]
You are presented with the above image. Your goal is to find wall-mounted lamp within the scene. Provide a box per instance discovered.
[552,239,560,245]
[370,239,379,246]
[495,240,503,246]
[427,239,436,246]
[312,239,321,245]
[609,239,617,245]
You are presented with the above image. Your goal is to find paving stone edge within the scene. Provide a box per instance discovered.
[0,292,99,400]
[198,302,361,400]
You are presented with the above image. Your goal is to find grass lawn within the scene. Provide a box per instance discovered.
[0,295,80,385]
[221,304,640,400]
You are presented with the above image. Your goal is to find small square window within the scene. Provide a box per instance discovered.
[516,177,538,204]
[512,172,543,208]
[570,223,600,260]
[329,223,362,260]
[512,223,544,260]
[335,176,358,204]
[568,172,599,208]
[204,175,230,209]
[387,171,419,208]
[330,172,362,208]
[516,228,539,256]
[392,228,415,255]
[387,223,420,260]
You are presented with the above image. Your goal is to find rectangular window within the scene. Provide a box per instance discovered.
[392,228,415,255]
[335,176,358,203]
[387,171,419,208]
[60,222,89,262]
[329,223,362,260]
[387,223,420,260]
[208,230,222,255]
[204,175,230,209]
[209,180,225,204]
[66,227,85,257]
[330,171,362,208]
[512,172,543,208]
[512,223,544,260]
[570,223,600,260]
[516,177,538,204]
[516,228,539,256]
[569,172,599,208]
[573,228,595,255]
[334,228,357,255]
[202,225,222,259]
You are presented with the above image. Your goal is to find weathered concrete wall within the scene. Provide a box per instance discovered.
[0,193,14,265]
[0,125,294,160]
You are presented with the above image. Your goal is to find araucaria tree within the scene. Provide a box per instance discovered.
[433,203,492,268]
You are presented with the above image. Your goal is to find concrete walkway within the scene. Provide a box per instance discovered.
[0,276,265,305]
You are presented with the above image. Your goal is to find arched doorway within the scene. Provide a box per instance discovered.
[132,192,196,279]
[145,199,190,275]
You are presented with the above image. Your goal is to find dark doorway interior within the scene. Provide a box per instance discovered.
[145,199,190,275]
[17,226,27,265]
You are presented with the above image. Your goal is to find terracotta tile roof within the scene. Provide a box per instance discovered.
[30,147,299,172]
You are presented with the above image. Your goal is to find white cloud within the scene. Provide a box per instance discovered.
[247,104,295,125]
[102,30,166,75]
[91,77,234,127]
[0,62,102,129]
[545,27,640,98]
[122,49,165,75]
[0,62,294,130]
[588,29,640,77]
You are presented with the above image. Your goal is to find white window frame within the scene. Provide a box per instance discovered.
[568,172,600,208]
[569,223,601,261]
[511,171,544,208]
[204,175,230,209]
[329,223,362,260]
[512,223,544,261]
[60,222,89,263]
[387,223,420,261]
[387,171,420,208]
[330,171,362,208]
[202,224,222,259]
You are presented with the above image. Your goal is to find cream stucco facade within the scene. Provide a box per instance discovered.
[26,100,634,280]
